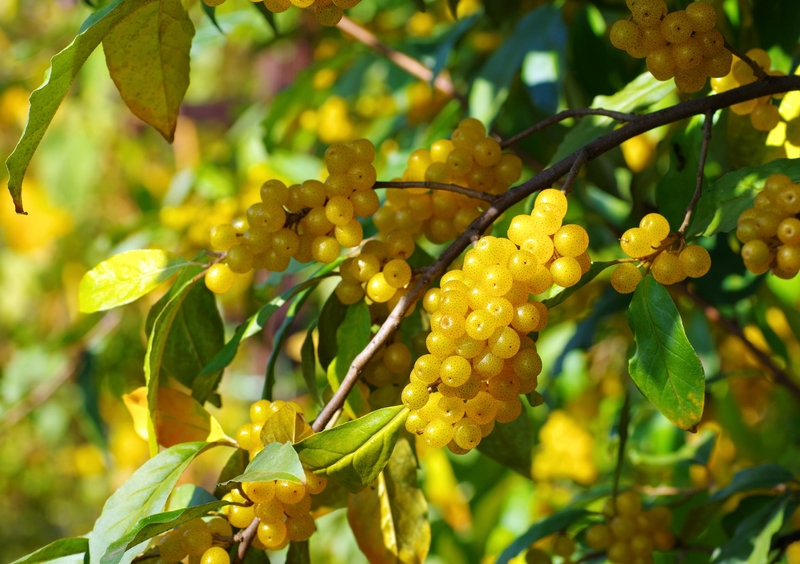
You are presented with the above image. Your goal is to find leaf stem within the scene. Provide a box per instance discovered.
[373,180,496,202]
[679,110,715,234]
[501,108,640,148]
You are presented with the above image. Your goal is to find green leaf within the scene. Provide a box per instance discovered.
[145,277,224,403]
[144,269,206,453]
[301,325,323,407]
[108,501,227,557]
[470,6,565,124]
[10,538,88,564]
[295,406,409,492]
[327,301,372,419]
[317,291,349,370]
[496,508,592,564]
[708,464,795,503]
[264,285,315,400]
[711,494,789,563]
[102,0,194,141]
[88,441,212,564]
[628,277,705,430]
[688,158,800,238]
[5,0,145,214]
[221,442,305,485]
[78,249,190,313]
[347,436,430,564]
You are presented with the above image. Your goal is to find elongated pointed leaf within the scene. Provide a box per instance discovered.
[102,0,194,140]
[11,538,88,564]
[109,500,228,557]
[295,406,409,492]
[477,410,533,478]
[628,277,705,430]
[348,436,430,564]
[144,269,208,453]
[221,442,305,485]
[79,249,189,313]
[88,441,212,564]
[711,495,789,563]
[5,0,148,213]
[145,279,224,403]
[327,301,372,419]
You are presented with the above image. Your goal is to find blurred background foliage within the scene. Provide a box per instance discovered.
[2,0,800,562]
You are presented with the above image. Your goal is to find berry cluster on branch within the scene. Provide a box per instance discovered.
[205,139,378,294]
[611,212,711,293]
[402,189,590,453]
[151,516,233,564]
[610,0,732,93]
[737,173,800,278]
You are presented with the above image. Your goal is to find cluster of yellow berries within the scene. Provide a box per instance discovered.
[610,0,732,93]
[736,173,800,278]
[205,139,379,294]
[610,212,711,293]
[224,400,327,550]
[335,230,416,307]
[151,516,233,564]
[402,190,589,453]
[711,49,786,132]
[203,0,358,26]
[584,491,675,564]
[373,118,523,244]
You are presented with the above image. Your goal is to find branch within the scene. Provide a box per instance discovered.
[501,108,640,148]
[311,74,800,432]
[372,180,496,202]
[336,16,461,102]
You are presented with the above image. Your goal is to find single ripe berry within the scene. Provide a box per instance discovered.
[679,244,711,277]
[611,263,643,294]
[620,227,656,258]
[201,546,231,564]
[650,251,686,285]
[205,263,235,294]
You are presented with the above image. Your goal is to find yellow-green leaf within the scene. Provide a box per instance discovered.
[5,0,148,214]
[347,436,430,564]
[102,0,194,141]
[294,406,409,492]
[78,249,189,313]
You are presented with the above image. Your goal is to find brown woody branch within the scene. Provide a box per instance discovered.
[311,74,800,432]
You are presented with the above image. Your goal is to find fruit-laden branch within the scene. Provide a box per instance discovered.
[311,73,800,432]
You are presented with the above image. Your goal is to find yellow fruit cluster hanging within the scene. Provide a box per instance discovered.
[610,212,711,293]
[736,173,800,278]
[610,0,732,93]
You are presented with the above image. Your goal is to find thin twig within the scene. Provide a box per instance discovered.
[501,108,640,148]
[336,16,461,102]
[679,110,714,233]
[311,74,800,432]
[234,516,259,563]
[372,180,496,202]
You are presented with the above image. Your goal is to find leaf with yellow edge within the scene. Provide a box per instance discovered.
[347,436,430,564]
[102,0,194,141]
[122,387,228,447]
[79,249,189,313]
[295,406,408,492]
